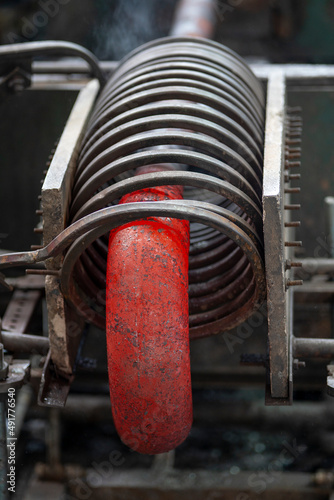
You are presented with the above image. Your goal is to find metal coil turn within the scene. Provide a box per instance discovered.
[62,36,267,339]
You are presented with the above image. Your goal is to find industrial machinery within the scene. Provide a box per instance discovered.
[0,0,334,498]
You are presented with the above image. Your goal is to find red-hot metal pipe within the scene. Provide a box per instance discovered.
[106,172,191,454]
[106,0,218,454]
[170,0,217,38]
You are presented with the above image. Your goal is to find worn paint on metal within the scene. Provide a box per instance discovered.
[106,184,192,454]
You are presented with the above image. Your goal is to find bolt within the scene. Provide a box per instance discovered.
[285,161,301,168]
[285,221,301,227]
[286,139,301,145]
[7,75,26,93]
[284,173,301,182]
[285,260,302,270]
[285,241,302,247]
[289,174,301,180]
[286,279,303,289]
[286,152,301,159]
[284,204,301,210]
[285,187,301,194]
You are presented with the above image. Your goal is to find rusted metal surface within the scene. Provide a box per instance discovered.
[262,70,304,403]
[0,202,266,334]
[2,289,40,333]
[262,70,287,399]
[38,351,73,408]
[171,0,218,38]
[41,79,99,376]
[42,78,99,263]
[66,37,265,340]
[63,201,266,333]
[71,171,263,232]
[0,38,266,452]
[44,275,85,378]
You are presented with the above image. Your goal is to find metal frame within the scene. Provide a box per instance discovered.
[29,62,334,409]
[42,78,99,378]
[262,69,290,401]
[1,59,334,405]
[1,52,334,499]
[259,63,334,405]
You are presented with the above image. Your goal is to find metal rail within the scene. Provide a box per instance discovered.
[0,41,106,87]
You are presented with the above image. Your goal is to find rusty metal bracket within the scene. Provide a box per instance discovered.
[263,71,303,405]
[38,351,73,408]
[263,69,291,402]
[0,66,31,95]
[41,79,99,377]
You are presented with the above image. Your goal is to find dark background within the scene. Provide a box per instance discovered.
[1,0,334,63]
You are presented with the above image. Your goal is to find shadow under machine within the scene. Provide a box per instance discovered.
[1,0,334,498]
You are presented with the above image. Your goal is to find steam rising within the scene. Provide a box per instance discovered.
[92,0,178,61]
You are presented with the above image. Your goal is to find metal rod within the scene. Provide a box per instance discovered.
[1,331,49,355]
[32,60,118,77]
[294,337,334,359]
[171,0,217,38]
[26,269,60,276]
[47,409,61,468]
[0,41,105,87]
[325,197,334,258]
[299,258,334,274]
